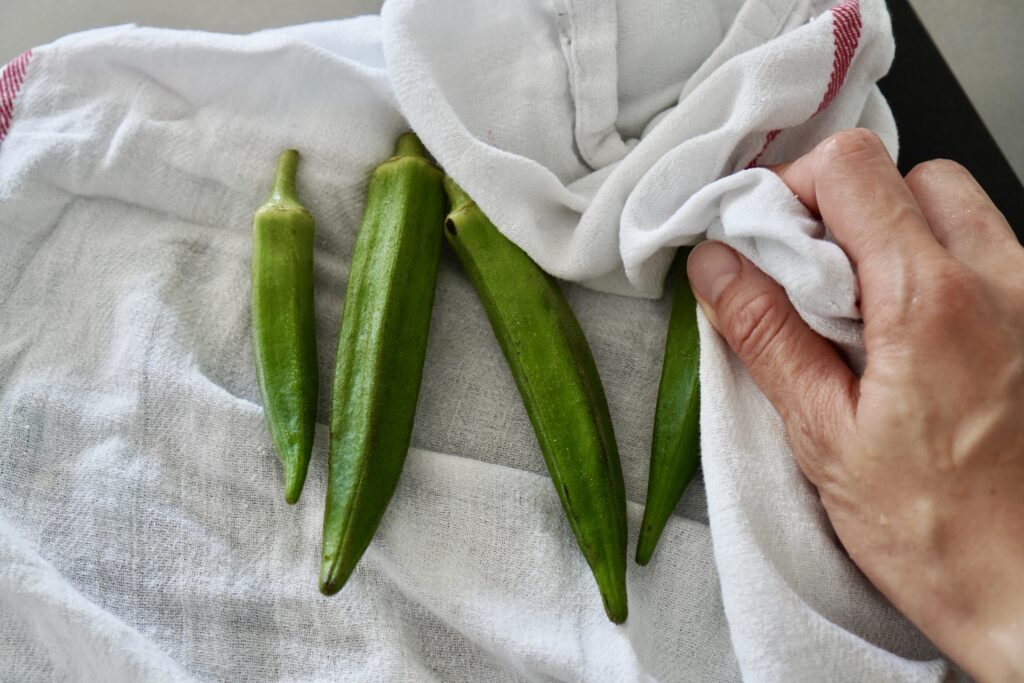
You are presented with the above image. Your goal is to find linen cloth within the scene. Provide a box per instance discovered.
[0,0,954,680]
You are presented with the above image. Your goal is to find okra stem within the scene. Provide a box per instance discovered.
[443,175,473,214]
[393,131,430,160]
[267,149,301,206]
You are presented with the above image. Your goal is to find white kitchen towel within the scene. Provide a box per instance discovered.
[0,1,953,681]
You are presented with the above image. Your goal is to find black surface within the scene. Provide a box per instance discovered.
[879,0,1023,240]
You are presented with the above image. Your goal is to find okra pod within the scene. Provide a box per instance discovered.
[251,150,318,505]
[635,251,700,565]
[319,133,446,595]
[443,179,629,624]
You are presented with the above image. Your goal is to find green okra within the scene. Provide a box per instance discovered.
[635,250,700,566]
[443,178,629,624]
[251,149,318,505]
[320,133,447,595]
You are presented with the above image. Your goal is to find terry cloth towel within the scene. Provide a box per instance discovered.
[0,0,954,681]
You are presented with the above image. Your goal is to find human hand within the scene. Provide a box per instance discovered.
[687,129,1024,682]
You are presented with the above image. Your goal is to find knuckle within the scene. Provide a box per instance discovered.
[819,128,887,166]
[904,158,954,186]
[928,157,968,176]
[904,158,973,194]
[724,289,788,368]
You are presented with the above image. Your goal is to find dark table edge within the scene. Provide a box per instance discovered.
[879,0,1023,239]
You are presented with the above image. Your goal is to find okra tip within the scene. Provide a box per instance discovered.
[602,585,629,625]
[318,559,353,597]
[282,467,306,505]
[634,527,659,566]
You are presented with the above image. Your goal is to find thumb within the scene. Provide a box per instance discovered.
[686,241,856,460]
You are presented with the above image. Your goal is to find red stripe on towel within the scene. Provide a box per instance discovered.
[0,50,33,146]
[746,0,862,168]
[816,0,862,114]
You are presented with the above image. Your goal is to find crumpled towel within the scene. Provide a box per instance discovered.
[0,1,953,681]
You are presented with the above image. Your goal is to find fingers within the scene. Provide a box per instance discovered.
[687,242,856,476]
[771,130,948,318]
[903,159,1020,271]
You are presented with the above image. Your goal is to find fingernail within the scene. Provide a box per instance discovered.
[687,241,741,306]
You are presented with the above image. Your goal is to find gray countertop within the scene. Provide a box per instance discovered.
[1,0,1021,181]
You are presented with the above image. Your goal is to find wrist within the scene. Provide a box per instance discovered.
[951,609,1024,682]
[858,504,1024,682]
[908,535,1024,681]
